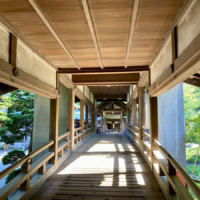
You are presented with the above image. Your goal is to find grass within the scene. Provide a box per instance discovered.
[186,165,200,177]
[189,182,200,200]
[186,147,200,164]
[186,147,200,199]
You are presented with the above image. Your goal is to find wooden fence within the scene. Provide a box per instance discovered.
[0,124,94,200]
[126,124,200,200]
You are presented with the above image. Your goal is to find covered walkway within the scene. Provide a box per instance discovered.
[31,134,164,200]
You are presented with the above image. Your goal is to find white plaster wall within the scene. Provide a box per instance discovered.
[0,25,9,62]
[16,40,56,88]
[178,0,200,55]
[90,91,94,104]
[77,86,83,93]
[84,86,90,99]
[150,36,172,85]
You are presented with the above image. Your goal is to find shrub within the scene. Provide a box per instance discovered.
[2,150,25,165]
[5,169,21,184]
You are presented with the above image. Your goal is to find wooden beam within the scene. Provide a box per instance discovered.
[0,58,58,99]
[94,94,127,99]
[149,33,200,97]
[106,118,120,121]
[58,66,149,75]
[125,0,139,68]
[9,33,17,67]
[60,75,74,89]
[82,0,103,69]
[72,73,140,85]
[0,83,18,95]
[104,109,122,112]
[138,72,149,87]
[0,15,57,71]
[184,78,200,87]
[74,87,85,100]
[149,0,195,67]
[28,0,80,70]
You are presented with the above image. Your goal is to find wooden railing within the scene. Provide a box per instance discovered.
[126,124,200,200]
[0,125,95,200]
[0,140,55,200]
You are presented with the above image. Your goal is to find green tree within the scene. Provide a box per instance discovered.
[183,83,200,143]
[0,90,34,145]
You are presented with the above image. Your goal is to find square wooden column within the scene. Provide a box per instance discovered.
[132,99,137,127]
[138,87,145,147]
[149,97,159,170]
[80,99,84,135]
[49,98,59,168]
[85,104,88,124]
[67,89,75,151]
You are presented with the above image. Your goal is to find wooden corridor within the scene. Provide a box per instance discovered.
[30,134,165,200]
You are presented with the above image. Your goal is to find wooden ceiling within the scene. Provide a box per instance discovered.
[88,86,129,99]
[0,0,184,70]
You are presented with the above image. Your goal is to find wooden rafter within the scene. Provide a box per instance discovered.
[125,0,139,68]
[82,0,103,69]
[58,66,148,75]
[28,0,80,70]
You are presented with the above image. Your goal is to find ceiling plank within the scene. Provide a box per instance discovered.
[125,0,139,68]
[28,0,80,70]
[82,0,103,69]
[72,73,140,85]
[58,66,149,75]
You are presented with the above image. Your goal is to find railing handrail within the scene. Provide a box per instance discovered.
[154,139,200,199]
[74,127,82,132]
[143,131,150,139]
[0,140,54,180]
[58,131,70,141]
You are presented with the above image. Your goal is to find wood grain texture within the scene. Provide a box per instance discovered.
[30,134,165,200]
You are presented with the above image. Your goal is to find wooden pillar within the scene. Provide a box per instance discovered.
[138,87,145,147]
[132,99,137,127]
[67,89,75,151]
[85,104,88,124]
[49,98,59,168]
[149,97,158,170]
[80,99,84,135]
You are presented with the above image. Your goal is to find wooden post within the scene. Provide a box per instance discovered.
[167,160,176,194]
[20,158,31,191]
[67,89,75,151]
[85,104,88,124]
[132,99,137,127]
[149,97,158,170]
[49,98,59,168]
[9,33,17,67]
[138,87,145,148]
[80,99,84,138]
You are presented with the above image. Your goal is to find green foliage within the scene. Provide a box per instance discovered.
[0,90,34,145]
[189,182,200,200]
[5,169,21,184]
[186,164,200,177]
[186,147,200,164]
[2,150,25,165]
[183,84,200,143]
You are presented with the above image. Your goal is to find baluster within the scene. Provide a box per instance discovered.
[20,158,31,191]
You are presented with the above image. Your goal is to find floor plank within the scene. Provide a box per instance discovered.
[30,134,165,200]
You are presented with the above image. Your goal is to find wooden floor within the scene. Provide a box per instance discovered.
[31,134,165,200]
